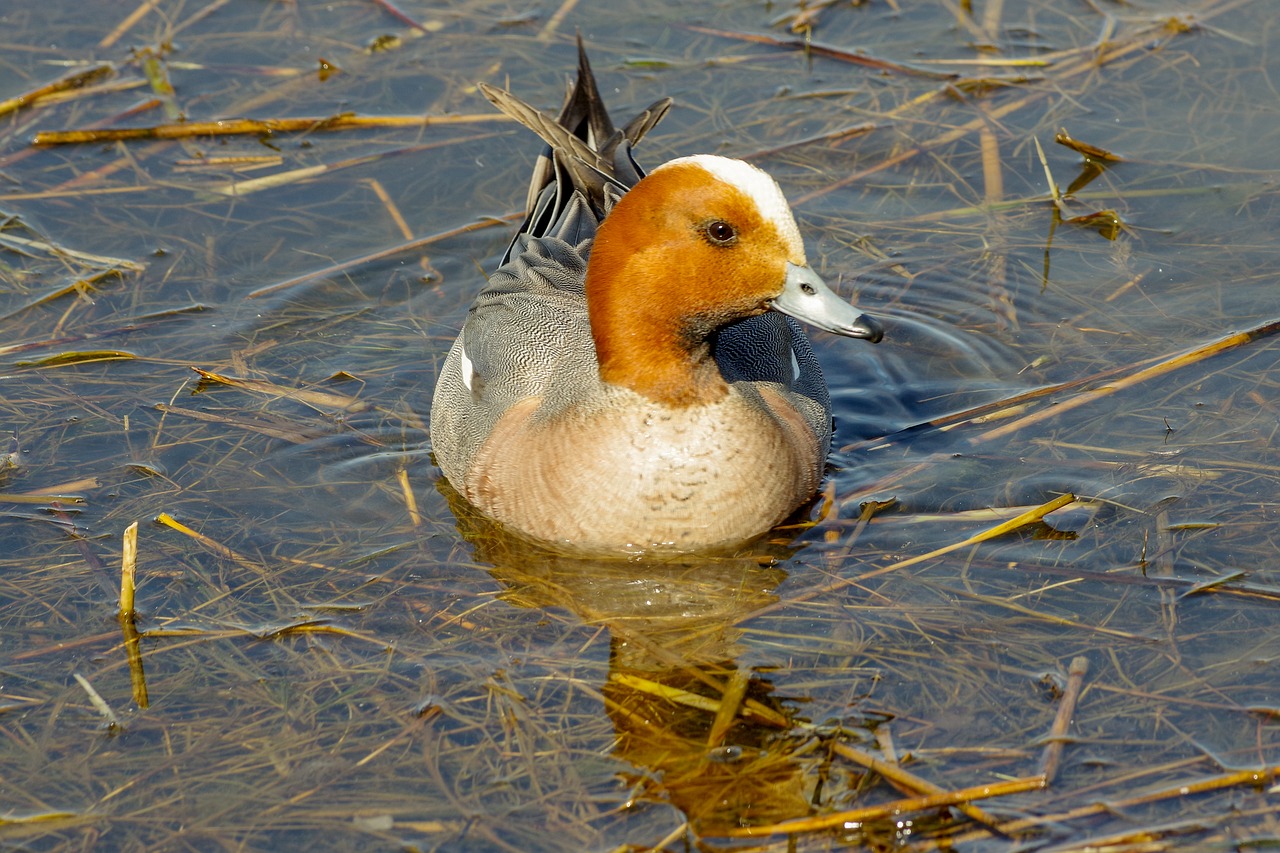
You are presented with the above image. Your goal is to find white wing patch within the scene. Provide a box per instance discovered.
[458,334,475,392]
[790,346,801,383]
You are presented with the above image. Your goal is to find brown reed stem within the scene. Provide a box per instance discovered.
[1039,655,1089,783]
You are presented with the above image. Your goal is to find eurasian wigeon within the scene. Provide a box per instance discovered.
[430,42,883,553]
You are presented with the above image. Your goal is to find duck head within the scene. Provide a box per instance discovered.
[586,154,882,406]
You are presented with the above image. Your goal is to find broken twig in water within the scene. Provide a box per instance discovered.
[1039,655,1089,783]
[34,112,506,145]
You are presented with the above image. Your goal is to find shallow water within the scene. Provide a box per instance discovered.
[2,1,1279,850]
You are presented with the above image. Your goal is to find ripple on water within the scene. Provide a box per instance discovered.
[813,254,1146,517]
[823,309,1028,444]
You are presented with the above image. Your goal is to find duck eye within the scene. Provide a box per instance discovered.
[703,220,737,246]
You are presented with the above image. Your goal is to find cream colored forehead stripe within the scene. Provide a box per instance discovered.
[657,154,806,259]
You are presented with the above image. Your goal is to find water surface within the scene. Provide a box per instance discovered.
[1,1,1278,850]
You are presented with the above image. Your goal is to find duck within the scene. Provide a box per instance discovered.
[430,40,883,554]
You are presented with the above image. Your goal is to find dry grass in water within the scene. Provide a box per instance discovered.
[1,0,1278,850]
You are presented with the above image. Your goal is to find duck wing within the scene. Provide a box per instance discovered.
[479,36,671,255]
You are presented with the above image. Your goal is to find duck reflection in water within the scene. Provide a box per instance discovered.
[439,477,815,834]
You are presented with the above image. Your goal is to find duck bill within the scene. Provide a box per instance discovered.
[771,262,884,342]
